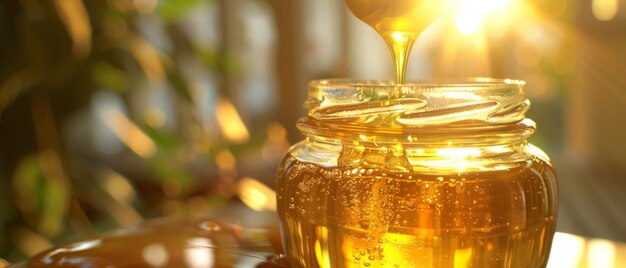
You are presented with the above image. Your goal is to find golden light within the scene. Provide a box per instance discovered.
[587,239,616,268]
[99,169,137,204]
[184,238,215,268]
[455,10,482,35]
[592,0,619,21]
[130,36,166,84]
[215,99,250,144]
[266,122,288,144]
[237,177,276,212]
[547,232,585,268]
[314,226,331,267]
[215,149,237,171]
[437,148,481,158]
[454,247,473,267]
[450,0,517,35]
[102,108,157,158]
[142,243,170,267]
[53,0,92,57]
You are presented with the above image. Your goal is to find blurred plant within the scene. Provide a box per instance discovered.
[0,0,284,262]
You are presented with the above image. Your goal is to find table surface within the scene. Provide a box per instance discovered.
[4,205,626,268]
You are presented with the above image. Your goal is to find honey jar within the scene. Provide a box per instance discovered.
[276,79,558,268]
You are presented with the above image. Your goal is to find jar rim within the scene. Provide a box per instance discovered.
[309,78,525,90]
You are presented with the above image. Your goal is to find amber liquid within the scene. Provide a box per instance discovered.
[277,153,557,268]
[344,0,447,83]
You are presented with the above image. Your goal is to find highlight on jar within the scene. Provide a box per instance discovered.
[276,79,558,268]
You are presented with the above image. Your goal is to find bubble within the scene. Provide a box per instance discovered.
[436,176,444,183]
[364,261,371,266]
[357,92,366,101]
[455,182,465,193]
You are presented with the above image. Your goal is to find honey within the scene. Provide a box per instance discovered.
[344,0,448,83]
[276,79,558,268]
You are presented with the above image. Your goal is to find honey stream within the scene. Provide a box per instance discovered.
[344,0,448,83]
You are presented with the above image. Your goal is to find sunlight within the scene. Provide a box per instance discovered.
[238,177,276,212]
[53,0,92,57]
[548,232,585,268]
[450,0,517,35]
[592,0,619,21]
[588,239,616,268]
[102,108,157,158]
[215,99,250,144]
[455,10,482,35]
[437,147,481,159]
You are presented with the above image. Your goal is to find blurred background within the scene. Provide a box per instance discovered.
[1,0,626,263]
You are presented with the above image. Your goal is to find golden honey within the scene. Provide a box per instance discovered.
[276,79,558,268]
[344,0,448,83]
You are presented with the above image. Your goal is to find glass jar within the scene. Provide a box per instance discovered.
[276,79,558,268]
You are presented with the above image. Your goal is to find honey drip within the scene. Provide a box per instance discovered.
[344,0,448,83]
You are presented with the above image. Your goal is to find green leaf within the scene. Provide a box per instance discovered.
[91,61,127,92]
[39,177,69,237]
[12,155,43,221]
[12,154,70,237]
[158,0,212,22]
[166,70,194,102]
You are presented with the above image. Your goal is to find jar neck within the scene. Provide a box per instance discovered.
[294,133,533,173]
[298,117,535,148]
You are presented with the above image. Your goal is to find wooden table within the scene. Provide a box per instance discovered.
[3,205,625,267]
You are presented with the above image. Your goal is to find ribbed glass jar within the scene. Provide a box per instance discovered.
[276,79,558,268]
